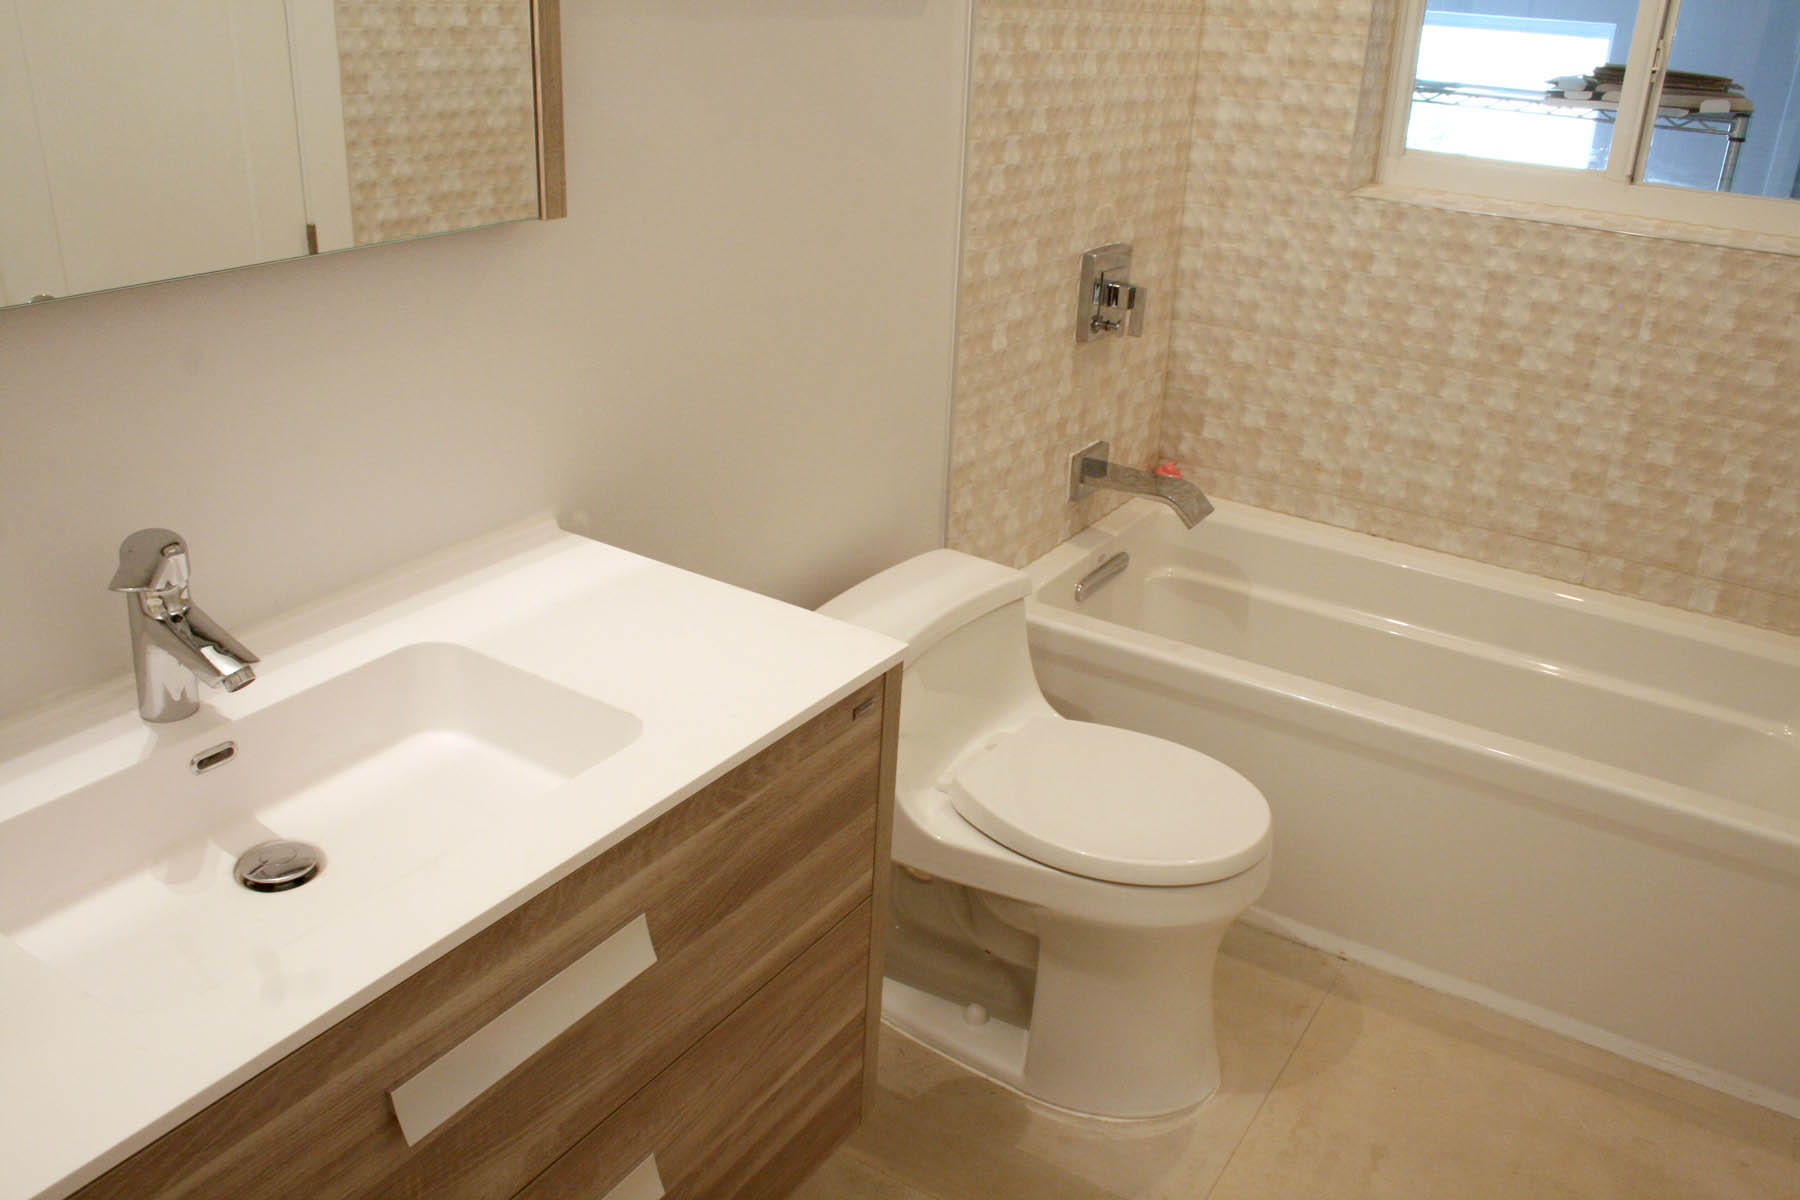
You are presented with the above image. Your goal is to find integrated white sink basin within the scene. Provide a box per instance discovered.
[0,642,640,1010]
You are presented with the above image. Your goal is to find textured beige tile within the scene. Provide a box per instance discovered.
[945,0,1204,568]
[946,0,1800,633]
[843,924,1340,1200]
[335,0,539,246]
[1156,0,1800,636]
[1207,963,1800,1200]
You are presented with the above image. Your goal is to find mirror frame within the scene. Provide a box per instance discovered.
[533,0,567,221]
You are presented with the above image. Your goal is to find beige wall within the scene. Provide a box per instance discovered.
[945,0,1206,565]
[1164,0,1800,635]
[0,0,970,720]
[946,0,1800,637]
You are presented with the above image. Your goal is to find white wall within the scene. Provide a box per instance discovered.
[0,0,970,720]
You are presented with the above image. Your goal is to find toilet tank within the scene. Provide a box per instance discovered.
[819,550,1055,784]
[818,549,1028,663]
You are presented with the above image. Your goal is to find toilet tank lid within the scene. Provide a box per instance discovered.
[818,549,1029,660]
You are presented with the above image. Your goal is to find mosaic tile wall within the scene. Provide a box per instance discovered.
[335,0,540,246]
[1163,0,1800,634]
[944,0,1207,566]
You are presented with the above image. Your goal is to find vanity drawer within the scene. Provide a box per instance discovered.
[75,676,889,1200]
[518,900,871,1200]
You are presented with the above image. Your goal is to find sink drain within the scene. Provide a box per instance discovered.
[234,840,324,892]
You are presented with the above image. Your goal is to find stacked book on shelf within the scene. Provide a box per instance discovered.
[1548,63,1753,113]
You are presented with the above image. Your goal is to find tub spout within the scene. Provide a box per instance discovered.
[1068,441,1213,528]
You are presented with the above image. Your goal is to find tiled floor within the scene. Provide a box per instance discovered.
[796,927,1800,1199]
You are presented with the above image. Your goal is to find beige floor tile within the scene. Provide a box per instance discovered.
[1205,962,1800,1200]
[791,1147,946,1200]
[839,924,1341,1200]
[1335,960,1800,1153]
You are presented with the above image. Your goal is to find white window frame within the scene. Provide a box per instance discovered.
[1377,0,1800,241]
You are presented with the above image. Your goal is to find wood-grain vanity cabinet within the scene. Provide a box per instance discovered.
[74,667,900,1200]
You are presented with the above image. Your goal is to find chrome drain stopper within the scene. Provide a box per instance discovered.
[234,839,324,893]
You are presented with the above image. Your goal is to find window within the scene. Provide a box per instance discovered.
[1408,13,1618,170]
[1378,0,1800,240]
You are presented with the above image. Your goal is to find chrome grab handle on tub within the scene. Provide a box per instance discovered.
[1074,552,1129,603]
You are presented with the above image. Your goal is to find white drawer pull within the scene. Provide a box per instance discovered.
[389,914,658,1144]
[600,1154,665,1200]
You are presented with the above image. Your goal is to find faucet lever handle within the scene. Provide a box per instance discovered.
[109,528,190,594]
[1123,281,1144,336]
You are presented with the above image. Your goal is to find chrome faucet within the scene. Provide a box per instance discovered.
[108,529,258,722]
[1068,440,1214,528]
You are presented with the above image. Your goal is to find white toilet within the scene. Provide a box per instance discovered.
[820,549,1271,1119]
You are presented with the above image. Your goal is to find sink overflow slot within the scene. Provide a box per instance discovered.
[190,742,236,774]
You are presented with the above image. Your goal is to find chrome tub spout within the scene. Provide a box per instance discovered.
[1068,441,1214,529]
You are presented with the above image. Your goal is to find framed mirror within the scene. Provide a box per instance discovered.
[0,0,563,310]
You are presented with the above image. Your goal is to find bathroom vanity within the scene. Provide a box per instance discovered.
[0,520,903,1200]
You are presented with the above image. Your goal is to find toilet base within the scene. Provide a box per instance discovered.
[882,978,1036,1099]
[1020,913,1226,1117]
[880,859,1271,1120]
[879,914,1232,1121]
[881,984,1206,1124]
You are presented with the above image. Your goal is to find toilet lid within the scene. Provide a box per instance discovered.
[945,718,1270,887]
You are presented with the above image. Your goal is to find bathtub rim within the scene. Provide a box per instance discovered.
[1026,497,1800,669]
[1024,498,1800,882]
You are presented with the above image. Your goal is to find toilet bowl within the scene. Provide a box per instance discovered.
[819,549,1271,1119]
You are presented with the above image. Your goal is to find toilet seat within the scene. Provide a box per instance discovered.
[945,718,1270,887]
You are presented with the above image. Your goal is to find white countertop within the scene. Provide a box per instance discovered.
[0,518,904,1200]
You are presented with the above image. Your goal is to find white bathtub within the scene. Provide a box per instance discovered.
[1025,498,1800,1114]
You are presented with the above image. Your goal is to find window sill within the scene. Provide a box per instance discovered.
[1352,182,1800,259]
